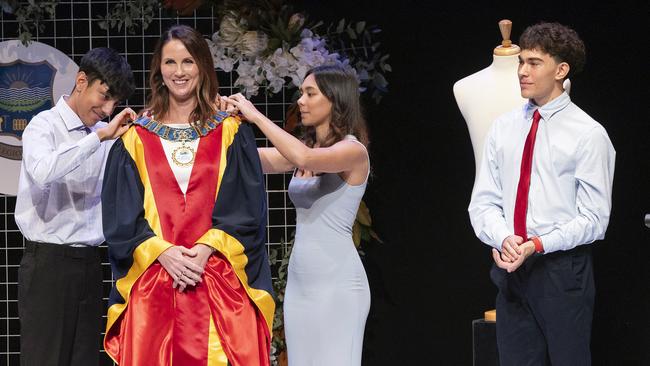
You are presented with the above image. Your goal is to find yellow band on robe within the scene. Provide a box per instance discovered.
[217,116,240,195]
[121,126,164,237]
[196,228,275,332]
[208,314,229,365]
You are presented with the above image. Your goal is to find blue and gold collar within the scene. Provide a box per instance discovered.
[133,110,231,141]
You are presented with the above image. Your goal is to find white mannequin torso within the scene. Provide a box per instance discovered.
[453,54,525,179]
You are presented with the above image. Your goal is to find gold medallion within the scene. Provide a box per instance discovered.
[170,130,196,167]
[171,143,195,166]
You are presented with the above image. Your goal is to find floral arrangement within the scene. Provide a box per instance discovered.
[208,25,342,98]
[206,0,391,103]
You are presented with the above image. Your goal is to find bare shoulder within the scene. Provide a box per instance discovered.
[334,139,369,177]
[333,138,367,157]
[332,138,369,183]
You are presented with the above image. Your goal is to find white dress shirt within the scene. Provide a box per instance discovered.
[468,92,615,253]
[15,96,112,246]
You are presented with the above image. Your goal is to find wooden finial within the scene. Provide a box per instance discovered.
[499,19,513,48]
[494,19,520,56]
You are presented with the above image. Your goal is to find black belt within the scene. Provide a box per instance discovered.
[25,240,99,259]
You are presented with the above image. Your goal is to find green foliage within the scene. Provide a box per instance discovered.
[97,0,161,35]
[353,200,383,255]
[1,0,58,46]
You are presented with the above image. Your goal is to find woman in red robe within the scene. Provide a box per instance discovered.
[101,25,274,365]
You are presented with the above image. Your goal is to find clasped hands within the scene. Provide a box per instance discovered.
[493,235,536,273]
[158,244,215,292]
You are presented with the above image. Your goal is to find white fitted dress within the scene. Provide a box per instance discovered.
[284,137,371,366]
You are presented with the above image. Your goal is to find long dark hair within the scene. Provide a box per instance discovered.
[147,25,218,127]
[300,65,369,148]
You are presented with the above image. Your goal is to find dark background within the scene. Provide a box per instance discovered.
[302,1,650,365]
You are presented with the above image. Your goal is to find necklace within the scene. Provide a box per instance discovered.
[132,111,230,167]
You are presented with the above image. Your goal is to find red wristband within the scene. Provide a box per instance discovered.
[531,236,544,253]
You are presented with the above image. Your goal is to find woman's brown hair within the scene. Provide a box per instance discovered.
[300,65,369,148]
[147,25,218,127]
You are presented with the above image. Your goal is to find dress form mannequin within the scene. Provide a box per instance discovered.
[453,20,525,180]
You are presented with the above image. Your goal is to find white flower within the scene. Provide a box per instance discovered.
[264,48,294,79]
[205,37,237,72]
[234,58,267,97]
[267,76,285,93]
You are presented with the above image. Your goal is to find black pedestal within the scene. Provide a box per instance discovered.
[472,319,499,366]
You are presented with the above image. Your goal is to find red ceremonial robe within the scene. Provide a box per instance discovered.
[102,113,274,365]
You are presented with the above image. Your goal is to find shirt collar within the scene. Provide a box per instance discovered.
[56,95,89,131]
[524,91,571,122]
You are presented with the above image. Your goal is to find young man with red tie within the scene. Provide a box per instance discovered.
[468,22,615,365]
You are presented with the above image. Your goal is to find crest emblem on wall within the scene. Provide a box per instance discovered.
[0,60,56,160]
[0,40,78,195]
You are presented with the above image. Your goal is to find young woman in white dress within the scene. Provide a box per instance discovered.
[224,64,371,366]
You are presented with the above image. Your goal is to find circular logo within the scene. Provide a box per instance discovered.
[0,40,78,195]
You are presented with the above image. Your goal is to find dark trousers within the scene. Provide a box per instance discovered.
[491,245,594,366]
[18,241,103,366]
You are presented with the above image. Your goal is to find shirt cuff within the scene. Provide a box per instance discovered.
[539,231,562,253]
[494,227,513,251]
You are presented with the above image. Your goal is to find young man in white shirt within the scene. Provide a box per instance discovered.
[468,22,615,365]
[15,47,137,366]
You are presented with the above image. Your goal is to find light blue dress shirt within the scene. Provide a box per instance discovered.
[468,92,616,254]
[15,96,112,246]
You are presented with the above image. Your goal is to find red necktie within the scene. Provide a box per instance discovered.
[513,109,541,240]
